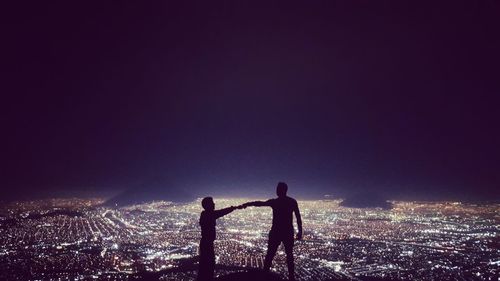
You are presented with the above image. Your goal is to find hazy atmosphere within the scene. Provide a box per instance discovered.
[2,1,499,202]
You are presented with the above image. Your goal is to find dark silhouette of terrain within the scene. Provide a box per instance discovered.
[340,193,393,209]
[216,270,283,281]
[216,271,397,281]
[135,261,288,281]
[134,259,395,281]
[104,181,194,207]
[0,218,17,229]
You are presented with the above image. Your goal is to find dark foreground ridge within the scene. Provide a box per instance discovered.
[216,269,283,281]
[136,266,394,281]
[215,270,395,281]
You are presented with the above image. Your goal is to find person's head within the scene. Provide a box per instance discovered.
[276,182,288,197]
[201,197,215,211]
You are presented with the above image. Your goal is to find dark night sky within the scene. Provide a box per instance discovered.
[2,2,499,201]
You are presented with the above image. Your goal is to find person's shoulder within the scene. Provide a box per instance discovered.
[287,196,298,204]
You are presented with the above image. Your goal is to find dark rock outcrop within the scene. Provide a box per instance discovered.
[216,270,283,281]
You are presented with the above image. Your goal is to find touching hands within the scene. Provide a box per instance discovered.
[229,204,248,211]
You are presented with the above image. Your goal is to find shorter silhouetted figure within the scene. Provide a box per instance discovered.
[198,197,244,281]
[243,182,302,281]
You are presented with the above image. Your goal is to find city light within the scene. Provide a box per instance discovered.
[0,198,498,280]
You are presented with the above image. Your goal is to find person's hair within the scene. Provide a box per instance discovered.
[201,197,213,210]
[276,182,288,196]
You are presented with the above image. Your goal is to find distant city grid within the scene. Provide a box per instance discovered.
[0,198,498,281]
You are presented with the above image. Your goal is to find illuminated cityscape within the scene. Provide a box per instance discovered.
[0,198,498,280]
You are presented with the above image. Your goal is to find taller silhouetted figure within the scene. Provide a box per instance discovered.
[243,182,302,281]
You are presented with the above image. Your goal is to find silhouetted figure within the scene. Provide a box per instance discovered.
[198,197,243,281]
[243,182,302,281]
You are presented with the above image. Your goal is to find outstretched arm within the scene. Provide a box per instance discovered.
[214,206,236,219]
[243,200,272,207]
[294,201,303,240]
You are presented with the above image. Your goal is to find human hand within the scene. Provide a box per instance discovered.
[296,231,303,241]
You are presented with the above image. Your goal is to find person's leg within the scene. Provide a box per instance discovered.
[198,240,208,280]
[283,234,295,280]
[207,241,215,280]
[198,239,215,281]
[263,232,280,271]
